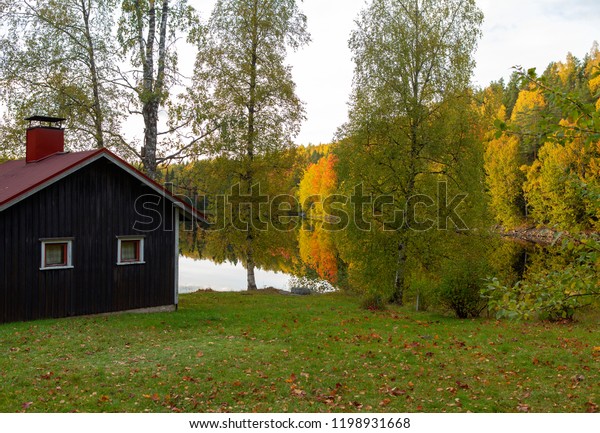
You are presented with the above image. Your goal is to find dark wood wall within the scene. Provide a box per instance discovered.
[0,158,176,323]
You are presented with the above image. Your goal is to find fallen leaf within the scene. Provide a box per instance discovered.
[291,387,306,397]
[143,393,160,402]
[586,401,598,413]
[389,387,406,396]
[21,402,33,410]
[456,381,470,390]
[517,403,530,413]
[379,398,391,407]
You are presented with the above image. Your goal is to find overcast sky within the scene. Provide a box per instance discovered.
[193,0,600,145]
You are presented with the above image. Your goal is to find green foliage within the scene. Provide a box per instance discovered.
[438,258,489,319]
[404,277,436,312]
[0,0,125,155]
[181,0,309,289]
[502,72,525,119]
[359,292,388,311]
[333,220,399,300]
[484,236,600,321]
[336,0,484,304]
[187,0,309,158]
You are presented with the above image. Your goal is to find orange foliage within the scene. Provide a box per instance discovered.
[299,227,338,283]
[297,153,340,282]
[298,153,339,213]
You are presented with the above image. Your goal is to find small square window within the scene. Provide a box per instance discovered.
[41,239,73,270]
[117,236,145,265]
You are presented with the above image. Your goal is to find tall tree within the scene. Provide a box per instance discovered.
[117,0,198,178]
[190,0,309,290]
[0,0,123,155]
[339,0,484,304]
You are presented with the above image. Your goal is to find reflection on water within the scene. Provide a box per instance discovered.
[178,256,292,293]
[178,216,563,297]
[178,220,344,293]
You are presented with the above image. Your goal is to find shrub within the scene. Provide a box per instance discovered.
[438,259,488,318]
[360,292,387,311]
[483,236,600,321]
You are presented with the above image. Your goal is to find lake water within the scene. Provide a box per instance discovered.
[178,226,552,297]
[178,256,292,293]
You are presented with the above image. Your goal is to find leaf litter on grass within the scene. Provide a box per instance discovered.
[0,292,598,412]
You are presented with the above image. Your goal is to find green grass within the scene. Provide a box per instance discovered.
[0,291,598,413]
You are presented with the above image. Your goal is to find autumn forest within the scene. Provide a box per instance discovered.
[1,0,599,321]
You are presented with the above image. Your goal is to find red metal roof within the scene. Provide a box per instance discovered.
[0,148,206,223]
[0,150,101,208]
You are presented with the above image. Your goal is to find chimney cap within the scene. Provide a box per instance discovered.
[25,115,66,127]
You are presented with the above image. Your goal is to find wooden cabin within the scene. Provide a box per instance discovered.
[0,116,205,323]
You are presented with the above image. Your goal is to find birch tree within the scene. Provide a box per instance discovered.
[117,0,198,178]
[190,0,309,290]
[340,0,484,304]
[0,0,123,155]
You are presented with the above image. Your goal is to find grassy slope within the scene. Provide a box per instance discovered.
[0,291,598,413]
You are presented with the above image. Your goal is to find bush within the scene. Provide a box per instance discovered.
[483,236,600,321]
[438,259,488,318]
[360,292,387,311]
[482,236,600,321]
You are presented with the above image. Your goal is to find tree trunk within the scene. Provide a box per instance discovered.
[390,237,406,305]
[142,99,159,177]
[246,232,258,291]
[133,0,169,179]
[243,0,259,291]
[80,0,104,149]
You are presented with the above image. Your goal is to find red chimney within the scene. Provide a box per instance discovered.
[25,115,66,163]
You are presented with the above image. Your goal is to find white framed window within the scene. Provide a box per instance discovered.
[40,238,73,270]
[117,236,145,265]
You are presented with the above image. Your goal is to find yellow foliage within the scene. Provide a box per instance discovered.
[496,104,507,122]
[298,153,338,215]
[511,88,546,123]
[484,134,526,227]
[555,52,578,87]
[589,74,600,95]
[523,133,600,231]
[586,45,600,109]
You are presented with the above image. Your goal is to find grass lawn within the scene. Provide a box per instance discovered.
[0,291,598,413]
